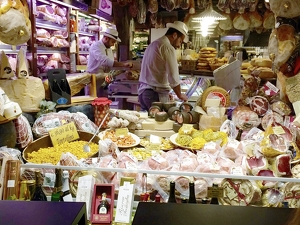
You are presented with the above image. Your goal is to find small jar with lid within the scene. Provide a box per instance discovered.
[92,97,112,128]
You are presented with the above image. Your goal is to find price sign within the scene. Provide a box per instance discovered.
[207,186,224,198]
[115,128,129,137]
[49,122,79,147]
[273,126,285,135]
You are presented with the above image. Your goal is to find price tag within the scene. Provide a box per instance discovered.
[115,128,129,137]
[148,135,161,151]
[181,124,193,134]
[49,122,79,147]
[207,186,224,198]
[231,167,244,175]
[273,126,285,135]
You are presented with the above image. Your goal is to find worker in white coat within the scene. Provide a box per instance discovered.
[138,21,189,111]
[87,27,133,96]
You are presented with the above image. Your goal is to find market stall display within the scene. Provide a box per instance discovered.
[3,1,300,225]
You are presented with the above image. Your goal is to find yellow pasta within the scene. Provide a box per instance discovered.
[27,141,99,165]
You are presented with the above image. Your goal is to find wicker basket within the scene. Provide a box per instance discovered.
[181,60,197,70]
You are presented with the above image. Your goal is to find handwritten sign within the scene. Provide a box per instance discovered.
[49,122,79,146]
[115,128,129,137]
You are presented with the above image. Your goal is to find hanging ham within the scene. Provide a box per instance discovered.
[137,0,146,24]
[0,0,31,45]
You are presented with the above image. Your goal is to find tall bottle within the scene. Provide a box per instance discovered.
[98,192,110,214]
[188,181,197,203]
[31,170,47,201]
[3,160,20,200]
[210,183,219,205]
[168,181,177,203]
[51,168,62,201]
[52,79,62,95]
[60,170,73,202]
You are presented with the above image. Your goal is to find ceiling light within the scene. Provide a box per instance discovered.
[191,0,226,22]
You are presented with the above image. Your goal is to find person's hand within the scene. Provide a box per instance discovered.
[124,62,133,68]
[178,93,188,102]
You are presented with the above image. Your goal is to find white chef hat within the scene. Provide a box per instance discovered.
[101,27,121,42]
[166,21,189,43]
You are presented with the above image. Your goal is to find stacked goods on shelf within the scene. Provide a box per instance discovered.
[196,47,228,71]
[242,58,276,79]
[197,47,217,71]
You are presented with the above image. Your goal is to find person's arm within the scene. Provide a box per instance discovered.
[113,61,133,68]
[172,84,188,101]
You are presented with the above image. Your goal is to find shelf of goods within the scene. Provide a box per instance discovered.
[132,30,149,59]
[69,10,102,73]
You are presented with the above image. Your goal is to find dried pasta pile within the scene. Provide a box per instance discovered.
[27,141,99,165]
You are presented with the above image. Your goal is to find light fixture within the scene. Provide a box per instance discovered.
[191,0,226,22]
[191,0,226,37]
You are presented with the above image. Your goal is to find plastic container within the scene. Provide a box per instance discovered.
[92,97,112,128]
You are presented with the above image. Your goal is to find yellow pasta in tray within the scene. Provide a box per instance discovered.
[27,141,99,165]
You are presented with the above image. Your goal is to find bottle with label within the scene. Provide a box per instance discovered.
[31,170,47,201]
[60,170,73,202]
[2,160,20,200]
[210,183,219,205]
[98,192,109,214]
[51,168,62,201]
[168,181,177,203]
[188,181,197,203]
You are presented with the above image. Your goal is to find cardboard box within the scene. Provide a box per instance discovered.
[47,69,71,105]
[75,175,95,220]
[91,184,114,224]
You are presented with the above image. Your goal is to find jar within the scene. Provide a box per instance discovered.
[92,97,112,128]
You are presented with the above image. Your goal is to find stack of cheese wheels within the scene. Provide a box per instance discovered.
[197,47,217,71]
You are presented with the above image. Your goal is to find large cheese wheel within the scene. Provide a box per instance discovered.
[200,86,230,108]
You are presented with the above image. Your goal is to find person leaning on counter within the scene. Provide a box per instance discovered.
[138,21,189,111]
[87,27,133,96]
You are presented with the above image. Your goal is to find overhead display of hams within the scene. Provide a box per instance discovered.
[0,0,31,45]
[216,0,275,33]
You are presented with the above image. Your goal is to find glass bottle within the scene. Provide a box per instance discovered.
[236,129,243,141]
[51,168,62,202]
[181,198,188,203]
[188,181,197,203]
[98,192,109,214]
[60,170,73,202]
[210,183,219,205]
[168,181,177,203]
[60,78,70,94]
[3,160,20,200]
[52,79,62,95]
[31,170,47,201]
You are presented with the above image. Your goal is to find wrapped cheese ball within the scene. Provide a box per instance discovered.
[283,182,300,208]
[219,179,262,206]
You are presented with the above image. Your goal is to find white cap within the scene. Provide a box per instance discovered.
[166,21,189,43]
[100,27,121,42]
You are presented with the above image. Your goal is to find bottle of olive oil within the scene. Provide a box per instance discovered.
[51,168,62,201]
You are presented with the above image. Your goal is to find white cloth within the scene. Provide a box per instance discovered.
[138,36,181,95]
[86,39,114,74]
